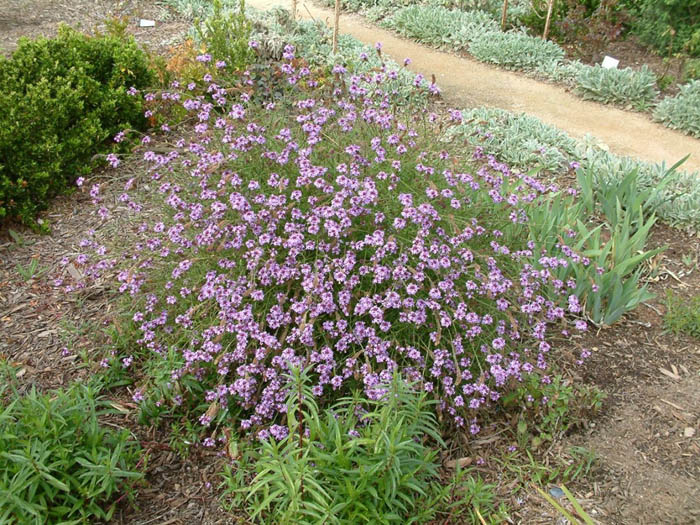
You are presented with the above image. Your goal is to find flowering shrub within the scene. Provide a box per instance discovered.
[68,45,596,441]
[0,26,153,226]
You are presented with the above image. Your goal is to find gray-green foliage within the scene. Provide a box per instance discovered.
[0,366,143,524]
[164,0,231,18]
[575,65,659,110]
[653,80,700,138]
[444,107,583,173]
[444,107,700,229]
[222,370,446,524]
[535,59,588,87]
[381,6,498,49]
[468,30,565,70]
[583,151,700,229]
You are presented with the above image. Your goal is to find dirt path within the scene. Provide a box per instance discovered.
[248,0,700,173]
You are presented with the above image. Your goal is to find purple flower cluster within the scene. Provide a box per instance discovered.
[68,48,590,437]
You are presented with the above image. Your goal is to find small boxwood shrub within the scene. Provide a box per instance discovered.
[0,370,143,523]
[653,80,700,138]
[469,30,565,70]
[0,26,154,226]
[381,6,498,50]
[575,64,658,110]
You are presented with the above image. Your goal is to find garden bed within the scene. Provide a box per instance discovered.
[1,1,698,524]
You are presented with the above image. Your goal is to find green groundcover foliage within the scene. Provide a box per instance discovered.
[0,371,143,524]
[0,25,154,226]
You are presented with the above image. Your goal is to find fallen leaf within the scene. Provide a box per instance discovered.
[67,263,82,281]
[445,457,472,469]
[684,427,695,438]
[659,367,680,380]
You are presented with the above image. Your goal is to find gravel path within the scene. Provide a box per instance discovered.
[247,0,700,173]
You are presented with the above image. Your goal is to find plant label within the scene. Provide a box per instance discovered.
[139,19,156,27]
[601,56,619,69]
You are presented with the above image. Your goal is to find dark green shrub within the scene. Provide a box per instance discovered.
[627,0,700,57]
[0,366,143,523]
[0,25,154,226]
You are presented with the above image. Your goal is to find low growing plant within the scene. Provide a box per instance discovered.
[504,375,605,449]
[247,8,433,99]
[469,30,565,70]
[222,370,447,523]
[64,44,602,444]
[381,6,498,50]
[444,107,582,173]
[653,79,700,138]
[575,64,658,110]
[664,291,700,338]
[444,109,700,229]
[0,365,143,524]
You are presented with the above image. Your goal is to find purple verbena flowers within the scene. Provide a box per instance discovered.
[67,49,591,439]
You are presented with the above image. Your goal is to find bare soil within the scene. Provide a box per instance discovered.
[1,1,699,524]
[0,0,190,55]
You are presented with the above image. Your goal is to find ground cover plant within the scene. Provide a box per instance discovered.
[0,25,154,227]
[468,30,565,71]
[380,6,498,50]
[664,291,700,338]
[653,79,700,137]
[0,363,143,524]
[59,41,638,521]
[575,64,658,110]
[444,107,700,229]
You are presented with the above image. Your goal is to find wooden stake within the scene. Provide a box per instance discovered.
[292,0,297,20]
[542,0,555,40]
[333,0,340,54]
[500,0,508,31]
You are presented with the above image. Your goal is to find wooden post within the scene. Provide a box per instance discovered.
[542,0,555,40]
[292,0,297,20]
[333,0,340,54]
[500,0,508,31]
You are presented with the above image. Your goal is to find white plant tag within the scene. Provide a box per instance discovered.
[601,56,619,69]
[139,19,156,27]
